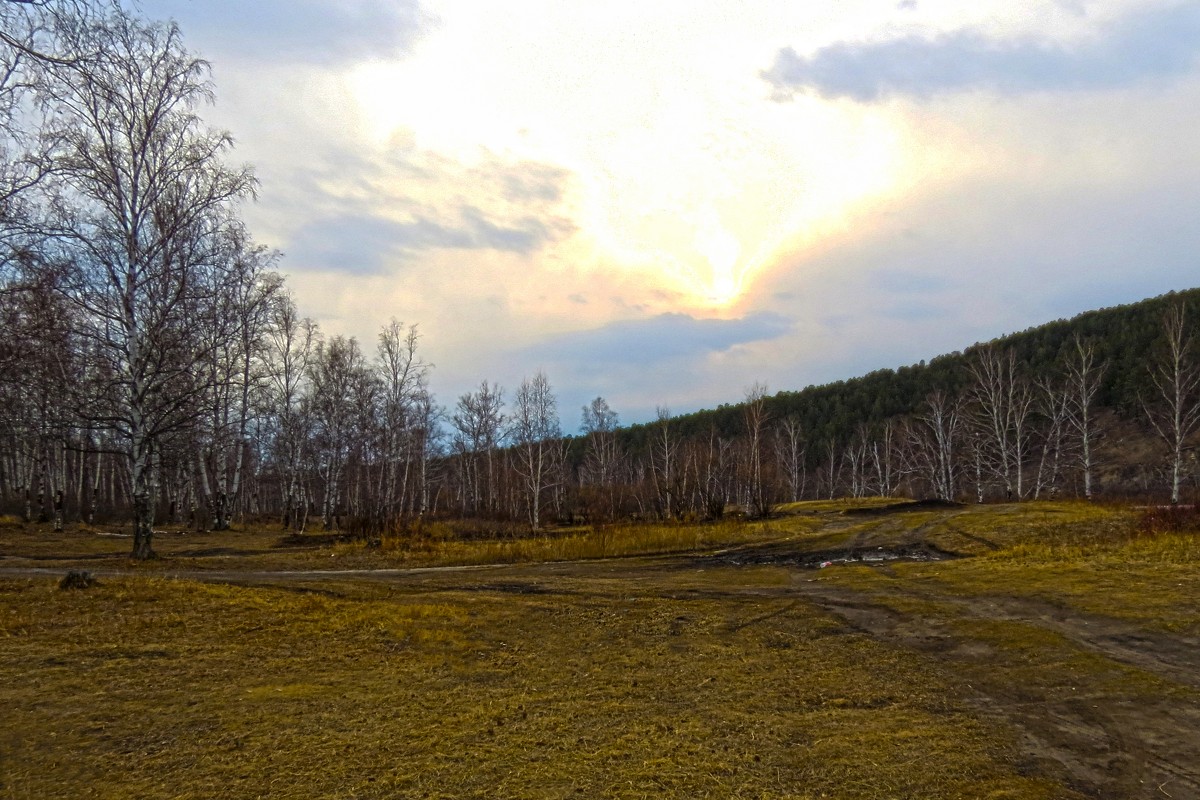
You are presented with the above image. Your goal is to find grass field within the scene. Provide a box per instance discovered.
[3,500,1199,798]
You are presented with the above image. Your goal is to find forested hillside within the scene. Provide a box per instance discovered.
[616,287,1200,507]
[627,288,1200,449]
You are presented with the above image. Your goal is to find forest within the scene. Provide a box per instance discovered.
[2,2,1199,561]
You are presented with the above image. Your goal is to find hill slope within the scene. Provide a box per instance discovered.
[623,287,1199,452]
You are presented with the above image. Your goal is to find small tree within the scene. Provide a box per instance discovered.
[1065,335,1104,500]
[743,382,771,516]
[1143,303,1200,505]
[510,370,559,531]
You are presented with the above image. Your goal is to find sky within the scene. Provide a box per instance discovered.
[141,0,1200,427]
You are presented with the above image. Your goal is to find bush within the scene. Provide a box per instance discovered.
[1137,504,1200,536]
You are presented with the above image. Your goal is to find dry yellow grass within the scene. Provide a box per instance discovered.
[2,570,1067,799]
[8,499,1200,798]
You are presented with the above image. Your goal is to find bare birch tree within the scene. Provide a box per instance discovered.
[907,391,962,501]
[966,346,1034,500]
[510,370,559,531]
[451,381,504,516]
[648,406,678,519]
[743,382,771,516]
[308,336,373,530]
[580,395,621,519]
[375,320,429,526]
[772,415,805,502]
[264,293,318,530]
[44,9,255,557]
[1065,335,1105,500]
[1032,376,1072,499]
[1143,303,1200,504]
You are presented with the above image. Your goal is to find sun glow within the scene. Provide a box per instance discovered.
[694,216,742,305]
[344,2,914,318]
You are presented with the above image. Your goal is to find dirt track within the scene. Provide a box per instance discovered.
[788,580,1200,800]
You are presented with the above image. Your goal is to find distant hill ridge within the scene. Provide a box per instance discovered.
[619,287,1200,452]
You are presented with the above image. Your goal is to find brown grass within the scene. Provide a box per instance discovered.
[7,499,1198,797]
[2,570,1065,799]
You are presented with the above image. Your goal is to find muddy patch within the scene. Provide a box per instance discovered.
[841,498,964,516]
[703,541,958,569]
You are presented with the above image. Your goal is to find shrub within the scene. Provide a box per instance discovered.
[1137,504,1200,536]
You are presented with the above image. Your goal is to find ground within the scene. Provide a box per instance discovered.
[1,501,1198,799]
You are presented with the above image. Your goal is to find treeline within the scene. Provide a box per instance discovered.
[2,5,1198,560]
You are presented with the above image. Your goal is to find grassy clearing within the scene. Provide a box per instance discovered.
[8,499,1199,797]
[2,572,1069,799]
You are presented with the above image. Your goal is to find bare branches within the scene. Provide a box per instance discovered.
[510,370,559,530]
[1143,303,1200,504]
[1065,334,1105,500]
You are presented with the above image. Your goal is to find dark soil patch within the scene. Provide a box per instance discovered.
[842,498,964,516]
[274,533,347,548]
[700,540,959,569]
[172,547,279,558]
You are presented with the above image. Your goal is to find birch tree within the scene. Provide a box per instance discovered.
[966,347,1034,500]
[308,336,372,530]
[1032,376,1072,499]
[772,415,805,502]
[510,370,559,531]
[44,9,255,557]
[194,235,279,530]
[264,293,318,530]
[743,383,771,515]
[1143,303,1200,504]
[580,395,621,519]
[375,320,429,526]
[451,381,504,516]
[1065,335,1104,500]
[907,391,963,501]
[648,406,678,519]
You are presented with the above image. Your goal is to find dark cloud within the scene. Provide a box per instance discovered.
[288,206,567,274]
[528,312,792,367]
[763,3,1200,101]
[147,0,430,65]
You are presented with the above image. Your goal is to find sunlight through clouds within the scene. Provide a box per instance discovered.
[141,0,1200,419]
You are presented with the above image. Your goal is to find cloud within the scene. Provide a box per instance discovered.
[763,3,1200,101]
[528,312,793,367]
[287,206,569,274]
[150,0,430,66]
